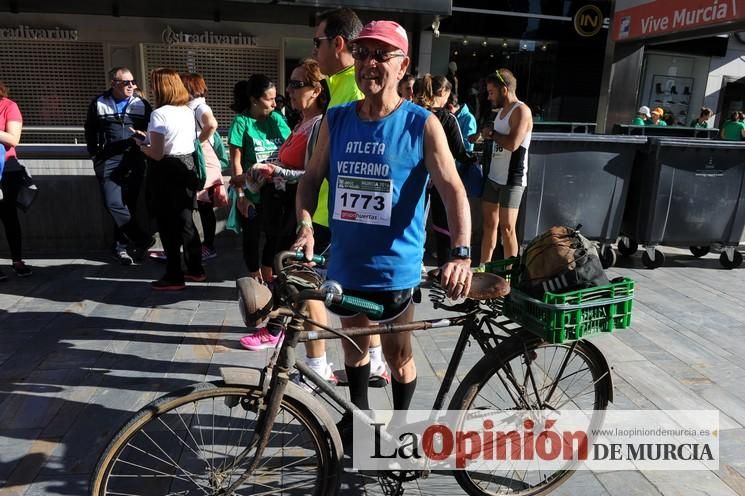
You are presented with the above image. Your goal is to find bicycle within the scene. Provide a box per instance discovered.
[91,251,634,496]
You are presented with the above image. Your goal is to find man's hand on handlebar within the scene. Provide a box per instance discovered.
[440,259,473,300]
[292,223,315,262]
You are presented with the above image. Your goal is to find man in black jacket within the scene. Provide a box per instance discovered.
[84,67,152,264]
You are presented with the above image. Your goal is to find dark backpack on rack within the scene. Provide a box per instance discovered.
[518,225,609,298]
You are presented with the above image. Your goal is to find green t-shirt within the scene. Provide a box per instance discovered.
[632,116,646,126]
[690,119,708,128]
[722,120,745,141]
[650,119,667,126]
[228,111,291,202]
[312,64,364,227]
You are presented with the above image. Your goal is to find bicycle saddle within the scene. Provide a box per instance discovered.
[467,272,511,300]
[236,277,273,326]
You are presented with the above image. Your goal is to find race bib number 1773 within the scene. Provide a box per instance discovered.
[332,175,392,226]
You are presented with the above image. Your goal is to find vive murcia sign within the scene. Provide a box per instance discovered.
[161,26,256,46]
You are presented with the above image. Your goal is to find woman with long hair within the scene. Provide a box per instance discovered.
[227,74,291,282]
[238,59,331,355]
[134,68,204,290]
[180,73,227,261]
[0,80,31,280]
[414,74,473,267]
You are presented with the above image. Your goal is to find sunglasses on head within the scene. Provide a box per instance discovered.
[288,79,313,89]
[351,45,404,63]
[114,79,136,86]
[312,36,331,48]
[494,70,506,86]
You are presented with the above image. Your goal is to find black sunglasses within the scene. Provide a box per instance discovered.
[312,36,331,48]
[113,79,136,86]
[351,46,404,63]
[288,79,313,89]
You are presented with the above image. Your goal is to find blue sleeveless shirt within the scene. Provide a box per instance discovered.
[326,100,431,290]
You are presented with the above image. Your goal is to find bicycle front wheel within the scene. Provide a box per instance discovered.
[449,335,610,496]
[91,381,341,495]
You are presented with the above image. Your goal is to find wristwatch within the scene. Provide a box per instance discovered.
[450,246,471,260]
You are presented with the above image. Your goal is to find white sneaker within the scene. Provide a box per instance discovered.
[114,243,133,266]
[369,360,391,387]
[292,363,338,394]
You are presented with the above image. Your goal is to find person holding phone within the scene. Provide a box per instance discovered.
[133,68,204,291]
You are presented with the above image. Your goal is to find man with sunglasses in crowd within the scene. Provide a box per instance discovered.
[295,7,392,392]
[295,20,472,446]
[85,67,152,265]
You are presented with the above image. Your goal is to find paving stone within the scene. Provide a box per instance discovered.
[2,253,745,494]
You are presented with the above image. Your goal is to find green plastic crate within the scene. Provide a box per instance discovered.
[502,278,635,344]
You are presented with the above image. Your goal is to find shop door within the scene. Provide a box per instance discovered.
[718,76,745,125]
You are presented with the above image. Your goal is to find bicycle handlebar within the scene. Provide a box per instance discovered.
[295,289,385,320]
[274,250,326,276]
[332,294,384,319]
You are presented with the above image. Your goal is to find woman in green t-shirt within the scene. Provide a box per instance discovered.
[690,107,712,128]
[228,75,291,281]
[720,111,745,141]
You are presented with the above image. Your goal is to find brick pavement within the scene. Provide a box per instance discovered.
[1,245,745,495]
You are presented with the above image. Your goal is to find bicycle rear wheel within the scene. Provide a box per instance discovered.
[449,335,610,496]
[91,381,341,495]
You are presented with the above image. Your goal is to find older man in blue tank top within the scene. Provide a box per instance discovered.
[295,20,472,446]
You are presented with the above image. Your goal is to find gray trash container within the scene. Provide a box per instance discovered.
[518,134,645,268]
[620,137,745,269]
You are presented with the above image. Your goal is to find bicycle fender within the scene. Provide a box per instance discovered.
[579,340,614,404]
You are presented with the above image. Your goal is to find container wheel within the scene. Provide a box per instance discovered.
[720,251,743,269]
[617,238,638,257]
[642,249,665,269]
[599,245,617,269]
[689,246,710,258]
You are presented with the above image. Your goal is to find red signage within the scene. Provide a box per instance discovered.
[612,0,745,42]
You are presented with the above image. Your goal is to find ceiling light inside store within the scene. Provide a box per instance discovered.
[453,50,459,55]
[540,44,547,51]
[490,53,494,58]
[472,51,477,56]
[482,39,488,47]
[502,40,508,48]
[462,37,469,45]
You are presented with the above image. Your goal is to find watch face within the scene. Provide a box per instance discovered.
[452,246,471,258]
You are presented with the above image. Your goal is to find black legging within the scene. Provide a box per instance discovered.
[197,197,216,250]
[0,169,23,262]
[149,155,202,281]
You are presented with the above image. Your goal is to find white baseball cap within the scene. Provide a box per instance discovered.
[638,105,651,118]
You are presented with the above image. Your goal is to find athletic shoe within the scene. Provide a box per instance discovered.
[128,237,156,262]
[369,361,391,387]
[114,244,133,266]
[148,250,167,262]
[240,327,284,351]
[184,272,207,282]
[151,278,186,291]
[335,413,354,455]
[291,363,338,394]
[0,269,7,282]
[201,245,217,261]
[12,261,32,278]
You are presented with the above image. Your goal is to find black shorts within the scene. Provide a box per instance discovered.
[331,287,415,323]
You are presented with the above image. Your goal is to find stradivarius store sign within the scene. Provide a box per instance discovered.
[0,25,79,40]
[161,26,256,46]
